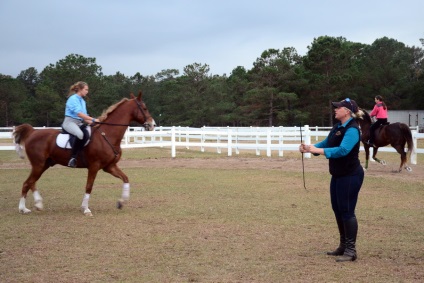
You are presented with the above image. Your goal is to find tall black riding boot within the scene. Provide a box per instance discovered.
[327,217,345,256]
[336,217,358,262]
[68,138,83,168]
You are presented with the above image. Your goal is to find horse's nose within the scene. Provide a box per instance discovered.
[148,119,156,131]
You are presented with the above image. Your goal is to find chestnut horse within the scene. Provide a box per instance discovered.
[357,109,413,172]
[13,91,156,216]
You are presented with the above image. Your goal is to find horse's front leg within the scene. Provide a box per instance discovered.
[364,145,370,170]
[103,164,130,209]
[372,147,386,165]
[81,168,99,216]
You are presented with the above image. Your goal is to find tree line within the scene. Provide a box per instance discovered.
[1,36,423,128]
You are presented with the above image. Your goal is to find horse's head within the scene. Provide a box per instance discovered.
[130,91,156,131]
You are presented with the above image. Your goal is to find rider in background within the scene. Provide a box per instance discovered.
[62,81,98,168]
[368,95,388,147]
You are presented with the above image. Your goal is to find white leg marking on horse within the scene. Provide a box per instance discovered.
[81,193,92,215]
[19,197,31,214]
[117,183,130,209]
[15,144,25,159]
[33,190,44,210]
[122,183,130,200]
[81,193,90,209]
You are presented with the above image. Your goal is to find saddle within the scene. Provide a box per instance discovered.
[372,121,390,127]
[56,125,92,149]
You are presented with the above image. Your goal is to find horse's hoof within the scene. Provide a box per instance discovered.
[117,199,124,209]
[81,207,93,217]
[406,166,412,172]
[380,160,387,166]
[19,208,31,214]
[35,201,44,211]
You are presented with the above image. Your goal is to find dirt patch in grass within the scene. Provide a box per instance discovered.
[1,149,423,282]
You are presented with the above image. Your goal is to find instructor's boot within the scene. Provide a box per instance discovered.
[327,218,345,256]
[336,217,358,262]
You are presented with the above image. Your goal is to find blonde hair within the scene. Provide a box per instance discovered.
[352,109,364,119]
[68,81,88,97]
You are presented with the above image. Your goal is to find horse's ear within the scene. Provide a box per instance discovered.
[130,92,135,99]
[137,91,143,101]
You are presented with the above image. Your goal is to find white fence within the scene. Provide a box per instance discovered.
[1,126,423,164]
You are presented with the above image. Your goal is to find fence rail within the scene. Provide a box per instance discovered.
[1,126,423,164]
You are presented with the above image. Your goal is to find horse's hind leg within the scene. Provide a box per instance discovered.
[394,146,410,172]
[103,164,130,209]
[19,164,48,214]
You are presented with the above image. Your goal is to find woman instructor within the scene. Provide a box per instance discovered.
[299,98,365,262]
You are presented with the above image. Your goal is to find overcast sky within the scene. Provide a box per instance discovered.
[1,0,423,78]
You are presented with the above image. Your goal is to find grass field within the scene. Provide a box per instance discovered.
[0,149,423,282]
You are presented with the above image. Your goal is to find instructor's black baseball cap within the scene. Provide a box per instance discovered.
[332,98,358,113]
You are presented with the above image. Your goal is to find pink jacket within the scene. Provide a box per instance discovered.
[370,103,388,119]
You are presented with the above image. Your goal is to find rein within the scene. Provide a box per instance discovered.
[95,121,130,126]
[101,132,120,157]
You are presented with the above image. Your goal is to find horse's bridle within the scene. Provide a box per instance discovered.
[134,99,151,130]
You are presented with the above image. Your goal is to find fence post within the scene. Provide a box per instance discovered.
[266,128,271,157]
[256,127,260,156]
[304,125,311,159]
[217,131,221,154]
[411,131,417,165]
[124,128,129,146]
[227,128,232,156]
[315,126,319,141]
[235,129,240,155]
[159,126,164,146]
[201,127,205,152]
[171,126,176,158]
[185,127,190,149]
[279,126,284,157]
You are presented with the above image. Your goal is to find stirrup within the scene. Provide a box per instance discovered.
[68,158,77,168]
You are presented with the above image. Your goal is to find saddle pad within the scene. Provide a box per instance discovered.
[56,127,92,149]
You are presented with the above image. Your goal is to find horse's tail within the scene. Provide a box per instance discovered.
[13,124,34,159]
[400,123,414,158]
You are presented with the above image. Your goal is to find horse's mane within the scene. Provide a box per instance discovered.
[98,98,130,121]
[360,108,372,124]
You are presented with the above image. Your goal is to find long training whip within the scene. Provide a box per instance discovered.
[300,124,307,191]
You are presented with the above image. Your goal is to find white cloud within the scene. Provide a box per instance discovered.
[1,0,423,77]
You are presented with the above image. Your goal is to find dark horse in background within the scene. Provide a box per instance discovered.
[357,109,414,172]
[13,92,156,216]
